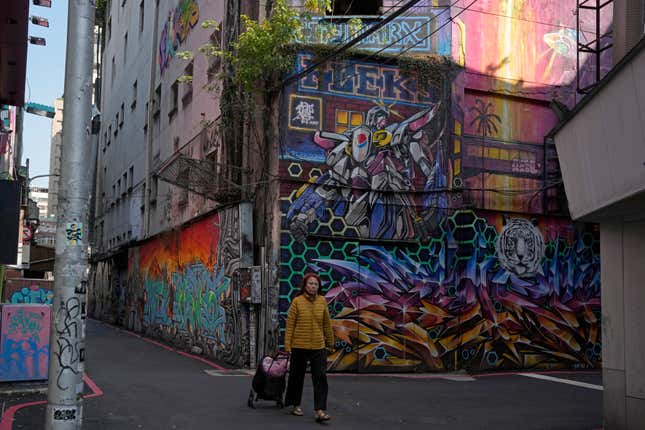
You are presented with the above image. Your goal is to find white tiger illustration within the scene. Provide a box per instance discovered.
[495,217,545,278]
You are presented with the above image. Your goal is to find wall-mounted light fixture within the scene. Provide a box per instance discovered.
[30,16,50,27]
[28,36,46,46]
[32,0,52,7]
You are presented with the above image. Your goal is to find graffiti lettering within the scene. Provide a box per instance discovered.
[7,309,43,339]
[298,54,436,105]
[0,305,50,381]
[296,14,449,55]
[158,0,200,74]
[10,286,54,304]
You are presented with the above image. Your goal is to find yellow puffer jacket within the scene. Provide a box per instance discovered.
[284,294,334,352]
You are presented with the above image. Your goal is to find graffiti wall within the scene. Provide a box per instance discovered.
[278,51,600,372]
[451,0,613,95]
[158,0,200,74]
[2,278,54,304]
[0,304,51,381]
[282,52,451,242]
[89,207,248,366]
[279,211,600,372]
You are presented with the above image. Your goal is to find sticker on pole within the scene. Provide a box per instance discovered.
[52,406,77,421]
[65,222,83,245]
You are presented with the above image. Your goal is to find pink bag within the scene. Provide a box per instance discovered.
[261,352,290,378]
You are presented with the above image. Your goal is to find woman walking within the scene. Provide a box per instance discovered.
[284,273,334,422]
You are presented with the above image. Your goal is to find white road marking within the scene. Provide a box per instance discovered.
[518,373,603,391]
[204,369,253,377]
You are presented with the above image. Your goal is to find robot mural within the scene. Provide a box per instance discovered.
[286,102,448,241]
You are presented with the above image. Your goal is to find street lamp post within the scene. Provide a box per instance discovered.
[44,0,95,428]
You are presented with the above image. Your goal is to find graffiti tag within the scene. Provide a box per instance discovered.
[54,297,82,390]
[7,309,43,339]
[158,0,200,74]
[53,407,77,421]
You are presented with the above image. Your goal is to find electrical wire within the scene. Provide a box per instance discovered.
[283,0,426,87]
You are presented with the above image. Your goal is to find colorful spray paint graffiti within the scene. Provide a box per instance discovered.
[0,304,51,381]
[158,0,200,74]
[296,9,451,55]
[123,208,246,366]
[279,50,601,371]
[3,279,54,304]
[450,0,612,90]
[283,53,451,242]
[279,211,600,372]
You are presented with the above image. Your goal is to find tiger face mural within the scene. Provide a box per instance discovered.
[495,217,545,278]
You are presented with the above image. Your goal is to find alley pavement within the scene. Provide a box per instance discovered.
[0,319,602,429]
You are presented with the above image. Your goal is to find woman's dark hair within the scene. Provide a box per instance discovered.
[299,273,324,295]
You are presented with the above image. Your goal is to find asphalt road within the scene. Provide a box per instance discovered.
[1,319,603,429]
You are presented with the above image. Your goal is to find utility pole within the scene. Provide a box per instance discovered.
[45,0,95,428]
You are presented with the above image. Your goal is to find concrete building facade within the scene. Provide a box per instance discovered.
[553,1,645,428]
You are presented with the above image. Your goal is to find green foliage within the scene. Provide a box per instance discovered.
[397,55,452,91]
[231,0,302,91]
[303,0,333,14]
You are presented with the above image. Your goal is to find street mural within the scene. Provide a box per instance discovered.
[283,52,451,242]
[279,52,601,371]
[89,208,246,366]
[126,208,246,366]
[279,211,600,372]
[0,304,51,381]
[451,0,613,90]
[158,0,200,74]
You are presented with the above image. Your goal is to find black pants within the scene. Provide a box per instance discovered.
[284,348,328,411]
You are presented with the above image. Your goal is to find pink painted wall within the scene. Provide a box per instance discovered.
[0,304,51,381]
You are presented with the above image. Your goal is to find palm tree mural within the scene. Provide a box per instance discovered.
[469,99,502,207]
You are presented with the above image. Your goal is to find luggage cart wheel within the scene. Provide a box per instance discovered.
[247,390,255,408]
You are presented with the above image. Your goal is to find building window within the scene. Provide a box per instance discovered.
[332,0,381,15]
[139,0,145,32]
[335,109,363,133]
[114,114,119,137]
[108,125,112,145]
[111,56,115,86]
[122,172,127,196]
[169,80,178,120]
[107,16,112,41]
[120,103,124,127]
[131,80,137,109]
[182,61,193,105]
[150,175,158,204]
[123,33,128,65]
[153,85,161,118]
[128,166,134,191]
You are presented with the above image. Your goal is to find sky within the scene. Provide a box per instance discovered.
[23,0,68,188]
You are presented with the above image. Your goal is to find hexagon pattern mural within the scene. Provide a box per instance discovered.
[279,208,600,372]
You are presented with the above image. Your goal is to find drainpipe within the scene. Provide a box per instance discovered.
[144,0,161,237]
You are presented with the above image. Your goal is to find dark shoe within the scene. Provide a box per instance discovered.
[315,410,331,422]
[292,406,303,416]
